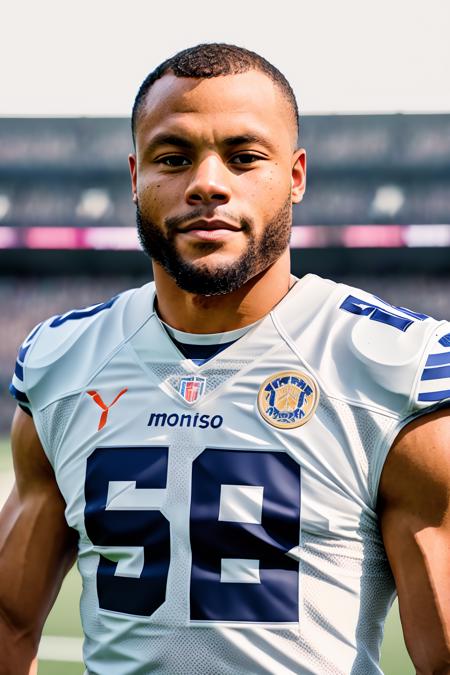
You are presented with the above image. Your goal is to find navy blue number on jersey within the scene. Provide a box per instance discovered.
[84,447,170,616]
[340,294,428,332]
[190,449,300,622]
[84,447,301,622]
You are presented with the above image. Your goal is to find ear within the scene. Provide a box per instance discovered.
[291,148,306,204]
[128,154,138,203]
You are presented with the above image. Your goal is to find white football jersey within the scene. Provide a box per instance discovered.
[10,274,450,675]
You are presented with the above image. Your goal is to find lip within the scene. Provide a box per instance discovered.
[179,219,242,233]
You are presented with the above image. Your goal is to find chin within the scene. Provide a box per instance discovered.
[186,255,238,271]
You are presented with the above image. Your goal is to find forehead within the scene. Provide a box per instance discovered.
[135,71,296,149]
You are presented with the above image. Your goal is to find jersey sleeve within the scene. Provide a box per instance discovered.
[414,326,450,409]
[9,321,45,415]
[8,291,138,417]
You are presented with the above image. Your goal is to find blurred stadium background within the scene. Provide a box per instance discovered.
[1,113,450,673]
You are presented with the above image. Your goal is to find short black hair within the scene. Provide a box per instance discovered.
[131,43,299,145]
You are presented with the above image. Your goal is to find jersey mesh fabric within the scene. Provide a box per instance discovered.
[317,396,369,479]
[39,394,80,461]
[318,396,394,507]
[298,531,394,675]
[349,402,395,505]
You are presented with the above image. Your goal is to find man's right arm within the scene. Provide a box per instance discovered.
[0,407,78,674]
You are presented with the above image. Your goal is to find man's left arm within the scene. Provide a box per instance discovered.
[378,408,450,675]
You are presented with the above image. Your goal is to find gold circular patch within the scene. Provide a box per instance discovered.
[257,370,319,429]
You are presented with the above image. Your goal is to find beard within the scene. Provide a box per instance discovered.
[136,196,292,295]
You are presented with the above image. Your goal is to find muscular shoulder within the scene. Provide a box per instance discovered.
[11,283,155,412]
[275,274,450,416]
[380,407,450,514]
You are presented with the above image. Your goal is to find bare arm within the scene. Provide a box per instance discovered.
[378,408,450,675]
[0,407,78,674]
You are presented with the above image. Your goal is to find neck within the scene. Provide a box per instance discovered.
[152,249,292,333]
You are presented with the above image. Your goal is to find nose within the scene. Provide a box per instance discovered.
[185,155,231,206]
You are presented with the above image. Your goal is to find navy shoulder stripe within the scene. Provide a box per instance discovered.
[9,383,30,404]
[418,389,450,402]
[421,364,450,381]
[418,328,450,405]
[425,351,450,367]
[18,343,31,363]
[14,361,24,381]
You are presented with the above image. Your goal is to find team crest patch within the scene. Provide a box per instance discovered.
[257,370,319,429]
[178,376,206,403]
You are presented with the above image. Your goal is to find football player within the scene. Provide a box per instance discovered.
[1,44,449,674]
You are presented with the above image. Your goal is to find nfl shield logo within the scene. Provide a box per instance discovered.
[178,376,206,403]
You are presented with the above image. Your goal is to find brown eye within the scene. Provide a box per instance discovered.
[231,153,261,165]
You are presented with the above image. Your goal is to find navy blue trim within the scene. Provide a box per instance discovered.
[371,294,429,321]
[191,358,211,366]
[50,295,119,327]
[18,403,33,417]
[421,364,450,381]
[18,343,31,363]
[9,382,29,403]
[171,338,236,364]
[439,334,450,347]
[339,295,414,332]
[14,361,24,381]
[425,351,450,367]
[25,322,43,344]
[418,389,450,402]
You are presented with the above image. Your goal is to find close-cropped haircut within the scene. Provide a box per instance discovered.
[131,43,299,145]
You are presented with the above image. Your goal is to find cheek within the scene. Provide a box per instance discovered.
[251,170,290,217]
[138,183,168,216]
[266,165,290,192]
[139,173,188,213]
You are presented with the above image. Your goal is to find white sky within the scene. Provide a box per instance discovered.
[1,0,449,116]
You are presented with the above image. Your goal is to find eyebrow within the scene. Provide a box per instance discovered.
[222,134,276,152]
[145,132,276,154]
[145,133,195,153]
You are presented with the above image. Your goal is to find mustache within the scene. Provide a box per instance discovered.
[164,209,253,233]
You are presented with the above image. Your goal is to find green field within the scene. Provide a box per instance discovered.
[0,437,414,674]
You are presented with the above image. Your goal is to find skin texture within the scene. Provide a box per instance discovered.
[0,69,449,674]
[0,408,77,674]
[378,409,450,674]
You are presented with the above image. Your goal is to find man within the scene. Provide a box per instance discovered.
[1,43,449,675]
